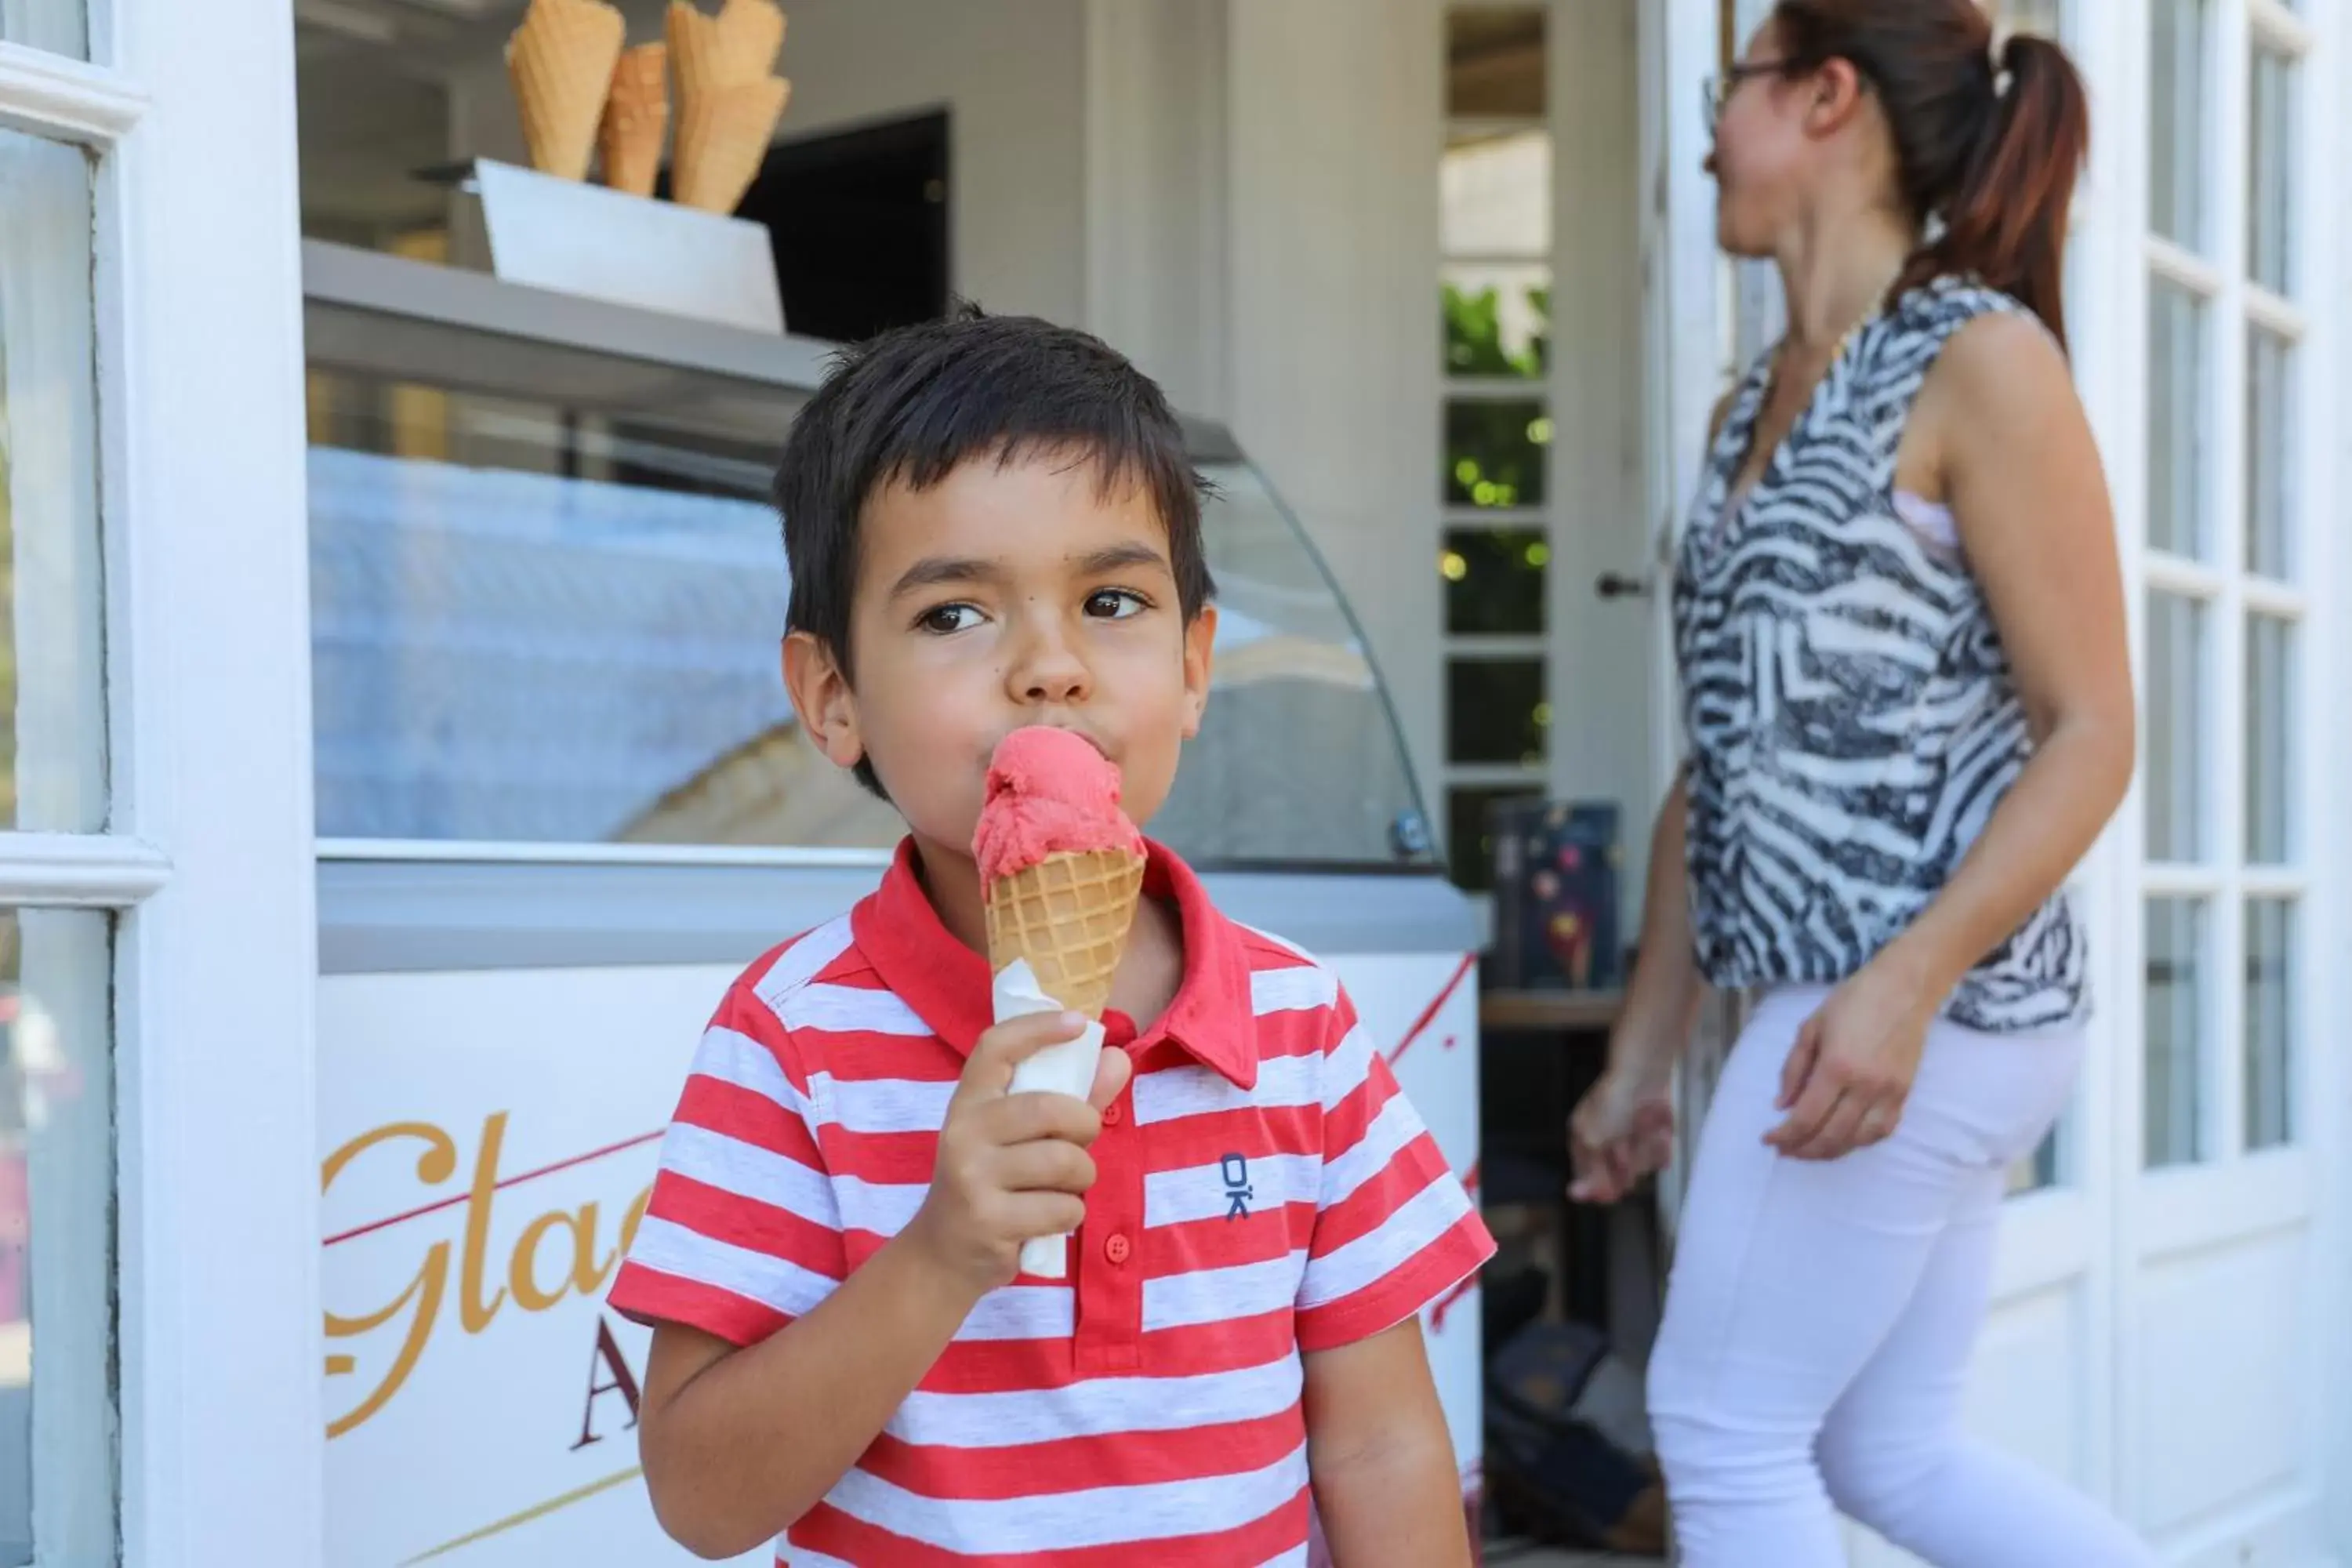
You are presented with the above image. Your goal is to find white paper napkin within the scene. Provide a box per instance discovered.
[991,957,1105,1280]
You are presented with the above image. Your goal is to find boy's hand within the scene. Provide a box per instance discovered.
[902,1010,1134,1299]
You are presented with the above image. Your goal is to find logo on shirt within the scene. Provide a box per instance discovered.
[1221,1153,1252,1221]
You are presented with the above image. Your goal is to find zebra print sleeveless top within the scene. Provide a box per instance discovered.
[1671,277,2089,1033]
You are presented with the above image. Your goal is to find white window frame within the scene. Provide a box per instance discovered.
[0,10,319,1564]
[1437,1,1555,901]
[2289,0,2352,1548]
[2131,0,2321,1207]
[2115,0,2347,1551]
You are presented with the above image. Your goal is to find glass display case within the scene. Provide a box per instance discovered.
[301,240,1438,874]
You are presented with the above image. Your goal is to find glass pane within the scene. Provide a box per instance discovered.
[1443,527,1547,637]
[1448,657,1547,766]
[0,908,114,1564]
[2247,45,2296,297]
[2146,278,2208,558]
[306,364,1436,870]
[1446,6,1545,119]
[2149,0,2208,251]
[2245,325,2294,579]
[2143,592,2205,862]
[2245,898,2296,1150]
[2245,614,2295,865]
[1441,129,1551,258]
[2143,897,2205,1167]
[0,131,108,832]
[306,370,865,847]
[0,1,83,57]
[1157,459,1437,871]
[1446,397,1549,509]
[1446,784,1540,895]
[1443,263,1550,379]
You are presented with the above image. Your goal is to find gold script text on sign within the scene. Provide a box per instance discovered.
[321,1113,654,1437]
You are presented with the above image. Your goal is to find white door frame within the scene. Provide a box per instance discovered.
[0,3,321,1561]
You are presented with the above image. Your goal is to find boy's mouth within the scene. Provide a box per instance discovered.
[996,724,1112,764]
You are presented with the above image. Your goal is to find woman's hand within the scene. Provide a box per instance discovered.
[1569,1055,1677,1205]
[1766,956,1939,1160]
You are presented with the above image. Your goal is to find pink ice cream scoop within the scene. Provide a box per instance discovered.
[973,727,1145,887]
[973,728,1148,1026]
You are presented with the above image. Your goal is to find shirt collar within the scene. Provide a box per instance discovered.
[851,837,1259,1090]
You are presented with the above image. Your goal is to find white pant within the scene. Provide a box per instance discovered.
[1647,986,2156,1567]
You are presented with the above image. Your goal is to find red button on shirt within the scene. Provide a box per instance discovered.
[1103,1232,1132,1265]
[1102,1101,1125,1126]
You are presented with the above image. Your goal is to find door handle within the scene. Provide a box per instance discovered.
[1595,572,1653,601]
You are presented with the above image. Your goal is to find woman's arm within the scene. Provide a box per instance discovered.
[1610,768,1704,1076]
[1766,311,2133,1159]
[1567,770,1700,1202]
[1885,311,2135,998]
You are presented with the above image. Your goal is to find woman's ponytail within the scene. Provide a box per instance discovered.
[1773,3,2092,350]
[1929,34,2090,350]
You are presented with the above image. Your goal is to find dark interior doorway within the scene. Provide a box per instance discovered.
[732,111,950,344]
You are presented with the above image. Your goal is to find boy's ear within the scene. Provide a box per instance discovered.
[782,631,868,771]
[1180,605,1217,741]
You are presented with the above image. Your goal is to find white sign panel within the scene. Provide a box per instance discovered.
[319,953,1483,1565]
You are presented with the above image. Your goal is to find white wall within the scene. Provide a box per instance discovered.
[1219,0,1447,812]
[1085,0,1446,811]
[1081,0,1229,419]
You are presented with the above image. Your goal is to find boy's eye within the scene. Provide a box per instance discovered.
[917,603,983,634]
[1085,589,1148,620]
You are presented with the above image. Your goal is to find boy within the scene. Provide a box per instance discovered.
[608,311,1494,1565]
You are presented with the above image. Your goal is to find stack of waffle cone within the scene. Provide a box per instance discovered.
[600,44,670,198]
[667,0,792,213]
[506,0,627,183]
[983,848,1148,1021]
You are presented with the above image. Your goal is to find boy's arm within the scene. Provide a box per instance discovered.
[621,1006,1127,1559]
[637,1234,978,1558]
[1305,1319,1472,1568]
[1289,971,1493,1564]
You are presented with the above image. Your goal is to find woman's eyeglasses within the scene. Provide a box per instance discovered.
[1702,59,1797,133]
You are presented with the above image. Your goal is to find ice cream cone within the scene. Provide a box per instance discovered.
[599,43,670,197]
[506,0,627,183]
[671,74,789,213]
[715,0,786,78]
[665,0,724,101]
[984,847,1148,1022]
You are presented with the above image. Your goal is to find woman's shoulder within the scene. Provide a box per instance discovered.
[1893,272,2038,337]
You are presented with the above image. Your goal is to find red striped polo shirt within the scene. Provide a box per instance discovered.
[608,838,1494,1566]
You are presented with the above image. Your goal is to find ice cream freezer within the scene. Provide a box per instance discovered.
[299,239,1487,1565]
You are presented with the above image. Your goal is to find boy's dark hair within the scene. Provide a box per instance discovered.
[775,307,1215,798]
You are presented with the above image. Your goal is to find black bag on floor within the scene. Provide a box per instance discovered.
[1484,1321,1667,1555]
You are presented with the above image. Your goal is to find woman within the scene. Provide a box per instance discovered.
[1567,5,2154,1565]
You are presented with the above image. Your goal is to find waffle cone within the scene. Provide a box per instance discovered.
[715,0,786,79]
[665,1,724,101]
[600,43,670,196]
[984,848,1147,1022]
[669,0,783,95]
[672,74,789,212]
[506,0,627,183]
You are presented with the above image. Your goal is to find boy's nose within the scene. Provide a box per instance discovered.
[1009,628,1092,705]
[1020,661,1091,703]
